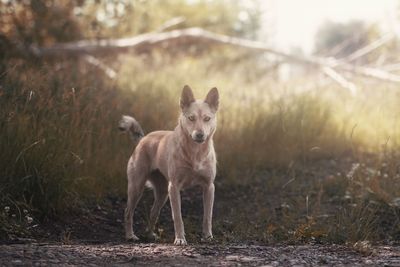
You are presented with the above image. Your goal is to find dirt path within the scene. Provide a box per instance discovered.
[1,242,399,266]
[2,159,400,266]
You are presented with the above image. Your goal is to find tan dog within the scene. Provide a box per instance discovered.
[119,85,219,245]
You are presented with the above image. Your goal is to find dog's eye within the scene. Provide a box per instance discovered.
[204,116,211,122]
[188,115,195,121]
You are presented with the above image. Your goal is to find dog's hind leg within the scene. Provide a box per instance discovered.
[124,159,147,241]
[146,172,168,240]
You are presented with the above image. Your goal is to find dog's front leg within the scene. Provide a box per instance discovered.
[168,182,187,245]
[202,182,215,241]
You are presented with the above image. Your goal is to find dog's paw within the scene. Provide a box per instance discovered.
[126,233,140,242]
[174,237,187,246]
[201,235,214,243]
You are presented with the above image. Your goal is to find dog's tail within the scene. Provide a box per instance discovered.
[118,115,145,143]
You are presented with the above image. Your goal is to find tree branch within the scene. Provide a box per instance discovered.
[25,27,400,84]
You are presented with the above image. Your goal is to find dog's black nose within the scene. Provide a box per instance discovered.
[196,132,204,140]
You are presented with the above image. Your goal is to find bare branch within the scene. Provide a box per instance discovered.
[83,55,117,79]
[339,64,400,83]
[382,63,400,72]
[322,67,358,96]
[25,27,400,84]
[341,33,394,63]
[157,17,186,32]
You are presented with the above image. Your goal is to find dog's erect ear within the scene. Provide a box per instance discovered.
[180,85,195,110]
[205,87,219,112]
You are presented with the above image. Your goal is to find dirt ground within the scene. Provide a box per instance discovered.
[1,159,400,266]
[1,242,400,266]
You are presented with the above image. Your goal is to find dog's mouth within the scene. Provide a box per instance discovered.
[193,138,205,144]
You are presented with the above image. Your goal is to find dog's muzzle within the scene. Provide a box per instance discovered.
[193,132,205,143]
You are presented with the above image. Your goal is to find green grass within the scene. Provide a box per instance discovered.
[1,53,400,243]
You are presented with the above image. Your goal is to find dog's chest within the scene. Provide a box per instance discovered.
[172,157,215,189]
[193,160,207,173]
[190,158,215,182]
[168,143,216,187]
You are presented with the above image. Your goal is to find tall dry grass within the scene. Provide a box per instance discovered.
[0,60,131,216]
[117,53,355,177]
[1,52,400,242]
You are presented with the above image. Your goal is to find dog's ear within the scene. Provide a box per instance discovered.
[180,85,195,110]
[205,87,219,112]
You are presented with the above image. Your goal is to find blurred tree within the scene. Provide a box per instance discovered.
[0,0,82,46]
[313,20,378,58]
[77,0,261,39]
[314,19,400,66]
[0,0,262,64]
[0,0,261,47]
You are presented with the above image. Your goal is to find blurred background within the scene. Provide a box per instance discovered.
[1,0,400,244]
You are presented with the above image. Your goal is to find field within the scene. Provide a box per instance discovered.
[2,1,400,266]
[1,50,400,246]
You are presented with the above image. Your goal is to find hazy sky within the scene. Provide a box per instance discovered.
[260,0,399,54]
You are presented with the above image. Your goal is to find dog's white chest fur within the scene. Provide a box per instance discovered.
[193,160,207,172]
[190,156,215,183]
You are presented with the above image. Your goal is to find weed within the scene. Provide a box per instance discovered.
[1,53,400,243]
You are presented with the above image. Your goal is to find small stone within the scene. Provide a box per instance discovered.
[226,255,240,261]
[182,251,198,258]
[241,256,256,262]
[365,259,373,265]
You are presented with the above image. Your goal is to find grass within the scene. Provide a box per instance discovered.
[1,52,400,243]
[209,157,400,245]
[0,60,130,216]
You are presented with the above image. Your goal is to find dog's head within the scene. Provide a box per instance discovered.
[179,85,219,144]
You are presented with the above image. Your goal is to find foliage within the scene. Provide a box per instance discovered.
[0,0,260,47]
[0,0,82,45]
[1,0,400,245]
[77,0,261,38]
[0,60,131,217]
[313,20,379,58]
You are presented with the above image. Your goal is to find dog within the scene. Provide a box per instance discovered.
[119,85,219,245]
